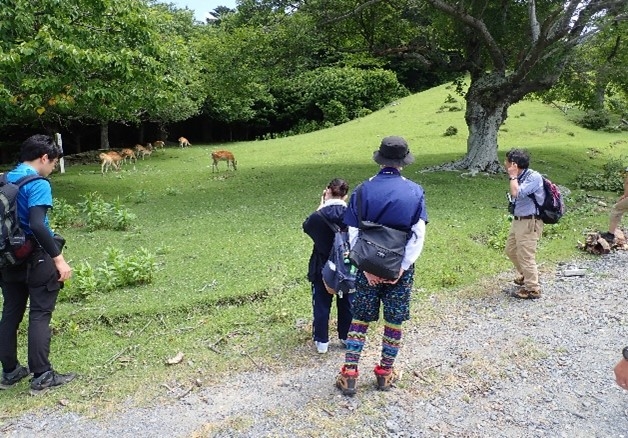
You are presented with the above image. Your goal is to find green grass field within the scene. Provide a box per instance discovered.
[0,81,626,416]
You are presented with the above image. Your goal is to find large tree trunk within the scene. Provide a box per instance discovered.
[438,75,509,174]
[461,99,508,173]
[100,122,110,149]
[158,123,168,142]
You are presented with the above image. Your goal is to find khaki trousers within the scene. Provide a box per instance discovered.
[505,218,543,292]
[609,196,628,232]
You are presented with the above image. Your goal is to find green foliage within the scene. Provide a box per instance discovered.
[574,158,627,192]
[49,198,79,229]
[76,192,136,231]
[61,247,156,302]
[443,126,458,136]
[485,215,512,251]
[273,66,408,130]
[577,109,611,130]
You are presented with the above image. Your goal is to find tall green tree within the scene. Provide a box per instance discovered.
[422,0,627,172]
[541,18,628,117]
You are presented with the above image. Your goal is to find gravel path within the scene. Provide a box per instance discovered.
[4,251,628,437]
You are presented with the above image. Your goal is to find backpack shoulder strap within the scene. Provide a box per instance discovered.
[316,210,341,233]
[14,174,47,188]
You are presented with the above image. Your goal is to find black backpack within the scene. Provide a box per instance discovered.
[529,176,565,224]
[316,211,356,297]
[0,173,46,268]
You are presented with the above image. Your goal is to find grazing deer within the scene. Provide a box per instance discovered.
[99,151,123,174]
[153,140,165,149]
[135,144,153,160]
[211,150,237,172]
[120,148,136,165]
[178,137,191,148]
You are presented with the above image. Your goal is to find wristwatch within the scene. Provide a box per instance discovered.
[509,176,517,181]
[623,346,628,361]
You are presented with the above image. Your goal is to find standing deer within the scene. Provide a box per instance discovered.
[99,151,123,174]
[135,144,153,160]
[153,140,165,149]
[120,148,136,164]
[211,150,237,172]
[178,137,191,148]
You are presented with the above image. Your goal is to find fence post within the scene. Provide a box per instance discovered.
[55,133,66,174]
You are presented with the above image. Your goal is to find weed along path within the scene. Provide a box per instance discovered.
[4,251,628,437]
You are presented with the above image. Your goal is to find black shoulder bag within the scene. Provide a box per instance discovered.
[348,185,408,280]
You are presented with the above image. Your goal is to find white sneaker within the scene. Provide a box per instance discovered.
[315,341,329,354]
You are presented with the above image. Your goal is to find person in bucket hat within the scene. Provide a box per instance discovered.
[336,136,428,395]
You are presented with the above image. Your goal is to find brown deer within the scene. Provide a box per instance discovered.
[99,151,123,174]
[153,140,165,150]
[178,137,191,148]
[135,144,153,160]
[211,150,237,172]
[120,148,136,164]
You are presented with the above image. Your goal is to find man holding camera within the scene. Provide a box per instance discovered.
[0,134,74,395]
[504,148,545,299]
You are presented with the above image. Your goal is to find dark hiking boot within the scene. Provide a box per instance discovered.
[0,364,29,389]
[336,366,359,396]
[511,289,541,300]
[30,369,76,396]
[374,365,400,391]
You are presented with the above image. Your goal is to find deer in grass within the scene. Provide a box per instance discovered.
[99,151,123,174]
[178,137,191,148]
[120,148,136,165]
[153,140,165,150]
[135,144,153,160]
[211,150,237,172]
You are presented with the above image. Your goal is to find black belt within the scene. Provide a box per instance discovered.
[513,215,539,220]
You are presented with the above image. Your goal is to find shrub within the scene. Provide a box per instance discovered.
[577,109,610,130]
[443,126,458,136]
[76,192,136,231]
[49,198,79,229]
[61,247,157,302]
[574,158,626,192]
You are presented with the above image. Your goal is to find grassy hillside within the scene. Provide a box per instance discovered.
[1,82,625,415]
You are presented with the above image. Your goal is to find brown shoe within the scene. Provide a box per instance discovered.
[336,366,359,396]
[513,275,524,286]
[374,365,399,391]
[511,289,541,299]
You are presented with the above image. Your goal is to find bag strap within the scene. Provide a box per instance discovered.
[316,210,341,233]
[356,184,364,228]
[14,174,46,188]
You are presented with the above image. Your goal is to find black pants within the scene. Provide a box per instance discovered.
[0,248,60,374]
[311,278,353,343]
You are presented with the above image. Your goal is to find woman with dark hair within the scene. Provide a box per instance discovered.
[302,178,353,354]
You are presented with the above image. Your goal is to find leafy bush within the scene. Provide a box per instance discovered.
[443,126,458,136]
[574,158,626,192]
[485,215,512,251]
[318,99,349,125]
[577,109,610,130]
[61,247,157,302]
[49,198,79,229]
[76,192,136,231]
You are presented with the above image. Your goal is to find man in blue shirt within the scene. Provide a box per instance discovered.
[505,148,545,299]
[0,134,74,395]
[336,136,428,396]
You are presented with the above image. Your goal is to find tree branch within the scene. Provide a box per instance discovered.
[425,0,506,71]
[319,0,384,26]
[529,0,540,43]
